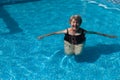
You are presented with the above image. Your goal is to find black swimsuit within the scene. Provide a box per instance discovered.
[64,28,86,45]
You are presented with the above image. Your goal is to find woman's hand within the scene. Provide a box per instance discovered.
[37,36,44,39]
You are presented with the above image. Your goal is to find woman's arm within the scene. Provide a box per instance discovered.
[86,30,118,38]
[37,30,66,39]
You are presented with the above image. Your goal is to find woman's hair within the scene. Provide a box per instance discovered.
[69,15,82,25]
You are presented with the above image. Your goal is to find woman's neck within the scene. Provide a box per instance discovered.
[70,28,79,35]
[72,28,79,32]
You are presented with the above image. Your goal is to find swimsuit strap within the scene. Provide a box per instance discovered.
[67,29,69,34]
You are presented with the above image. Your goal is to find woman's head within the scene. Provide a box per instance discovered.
[70,15,82,25]
[69,15,82,30]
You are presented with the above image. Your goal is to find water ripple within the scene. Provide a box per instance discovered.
[87,0,120,11]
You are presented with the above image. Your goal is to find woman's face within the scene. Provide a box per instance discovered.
[70,19,80,31]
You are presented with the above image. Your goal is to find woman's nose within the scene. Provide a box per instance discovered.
[74,22,77,25]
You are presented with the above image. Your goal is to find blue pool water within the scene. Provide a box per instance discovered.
[0,0,120,80]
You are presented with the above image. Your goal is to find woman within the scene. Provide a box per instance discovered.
[38,15,117,55]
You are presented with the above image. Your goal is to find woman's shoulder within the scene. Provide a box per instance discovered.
[68,28,72,31]
[64,28,72,34]
[61,29,68,34]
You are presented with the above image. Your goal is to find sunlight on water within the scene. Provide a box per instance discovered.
[0,0,120,80]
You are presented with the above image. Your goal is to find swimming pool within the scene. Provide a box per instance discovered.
[0,0,120,80]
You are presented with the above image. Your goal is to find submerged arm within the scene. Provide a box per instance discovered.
[37,30,66,39]
[86,30,118,38]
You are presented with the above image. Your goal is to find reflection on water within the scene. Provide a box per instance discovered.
[0,0,40,5]
[75,44,120,63]
[87,0,120,11]
[0,0,41,34]
[0,6,23,34]
[108,0,120,4]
